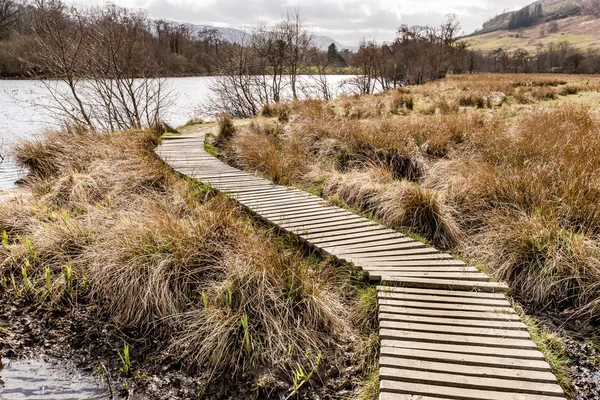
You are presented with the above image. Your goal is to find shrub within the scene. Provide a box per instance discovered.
[215,113,236,145]
[389,92,414,113]
[459,92,489,108]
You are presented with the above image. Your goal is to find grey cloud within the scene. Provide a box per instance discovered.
[74,0,535,45]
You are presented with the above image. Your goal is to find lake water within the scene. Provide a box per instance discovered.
[0,75,351,190]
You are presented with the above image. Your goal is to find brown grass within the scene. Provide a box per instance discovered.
[219,73,600,327]
[1,126,366,393]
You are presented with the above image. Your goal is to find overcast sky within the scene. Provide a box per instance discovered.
[69,0,533,45]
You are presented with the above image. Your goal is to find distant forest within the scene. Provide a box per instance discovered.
[0,0,353,78]
[1,0,599,87]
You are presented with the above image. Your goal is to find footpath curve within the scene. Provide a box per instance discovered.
[156,128,565,400]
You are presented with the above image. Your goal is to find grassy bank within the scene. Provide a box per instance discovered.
[213,73,600,397]
[0,127,377,398]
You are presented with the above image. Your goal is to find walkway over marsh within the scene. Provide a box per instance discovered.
[156,128,565,400]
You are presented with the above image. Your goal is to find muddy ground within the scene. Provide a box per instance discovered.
[0,295,362,399]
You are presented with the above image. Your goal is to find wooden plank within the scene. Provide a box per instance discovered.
[380,320,530,339]
[234,187,306,196]
[379,367,564,397]
[261,206,349,219]
[377,305,521,321]
[236,192,315,202]
[379,312,528,330]
[247,199,323,211]
[377,291,511,307]
[348,253,455,262]
[291,220,377,235]
[308,229,397,245]
[203,176,266,184]
[380,346,550,372]
[281,216,369,230]
[240,197,320,208]
[226,187,291,195]
[379,394,452,400]
[330,239,425,253]
[380,329,536,350]
[272,211,357,225]
[373,271,491,282]
[339,248,442,258]
[318,233,410,250]
[303,225,387,240]
[380,276,509,292]
[365,260,466,267]
[257,203,335,215]
[380,357,557,383]
[381,339,545,360]
[330,239,418,254]
[377,298,514,313]
[209,182,274,190]
[377,285,506,299]
[364,266,481,273]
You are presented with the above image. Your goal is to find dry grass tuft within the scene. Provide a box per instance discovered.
[1,125,361,392]
[215,113,236,145]
[374,181,462,249]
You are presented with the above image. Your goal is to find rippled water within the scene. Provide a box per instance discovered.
[0,357,109,399]
[0,76,351,191]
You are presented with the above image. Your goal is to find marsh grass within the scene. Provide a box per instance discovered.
[0,126,369,394]
[221,73,600,327]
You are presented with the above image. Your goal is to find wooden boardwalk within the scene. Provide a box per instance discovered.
[156,130,565,400]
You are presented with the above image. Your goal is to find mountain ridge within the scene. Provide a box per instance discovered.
[465,0,600,52]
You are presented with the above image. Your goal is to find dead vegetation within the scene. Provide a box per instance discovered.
[0,126,375,397]
[216,73,600,330]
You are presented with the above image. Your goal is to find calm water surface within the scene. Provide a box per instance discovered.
[0,77,215,190]
[0,76,351,190]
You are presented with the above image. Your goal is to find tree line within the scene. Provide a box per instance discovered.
[0,0,253,77]
[460,43,600,74]
[2,0,598,127]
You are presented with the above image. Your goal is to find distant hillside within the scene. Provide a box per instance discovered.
[184,24,357,52]
[465,0,600,52]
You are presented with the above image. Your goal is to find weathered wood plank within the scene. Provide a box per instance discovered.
[380,329,537,349]
[380,320,530,339]
[381,339,546,360]
[377,285,506,299]
[377,291,511,306]
[379,312,528,330]
[379,276,509,292]
[380,357,558,383]
[379,367,564,397]
[377,305,521,321]
[378,298,514,313]
[380,346,549,371]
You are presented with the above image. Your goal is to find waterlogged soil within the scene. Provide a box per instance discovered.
[0,295,361,399]
[0,356,108,399]
[536,314,600,400]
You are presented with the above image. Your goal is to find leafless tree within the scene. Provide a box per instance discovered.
[280,10,312,99]
[207,11,315,117]
[206,35,264,118]
[21,0,171,131]
[346,39,385,94]
[305,46,334,100]
[0,0,20,40]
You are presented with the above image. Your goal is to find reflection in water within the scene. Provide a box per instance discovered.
[0,357,109,399]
